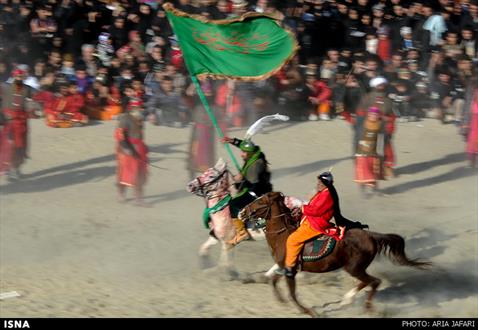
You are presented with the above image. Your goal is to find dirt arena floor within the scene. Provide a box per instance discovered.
[0,117,477,318]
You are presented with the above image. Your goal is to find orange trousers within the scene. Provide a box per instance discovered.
[285,220,322,268]
[316,103,330,114]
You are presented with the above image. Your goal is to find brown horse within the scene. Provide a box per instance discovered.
[238,191,431,317]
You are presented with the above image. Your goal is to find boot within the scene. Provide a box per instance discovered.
[274,266,296,278]
[226,219,250,246]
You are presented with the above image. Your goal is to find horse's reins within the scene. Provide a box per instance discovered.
[265,212,291,235]
[243,197,291,235]
[196,169,229,200]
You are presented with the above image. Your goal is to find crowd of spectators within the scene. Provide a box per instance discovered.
[0,0,477,127]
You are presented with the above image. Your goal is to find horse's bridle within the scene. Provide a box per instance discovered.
[195,169,229,199]
[242,194,291,235]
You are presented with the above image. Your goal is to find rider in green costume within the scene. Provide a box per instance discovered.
[221,137,273,245]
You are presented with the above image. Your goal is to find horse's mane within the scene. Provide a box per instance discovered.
[264,192,299,228]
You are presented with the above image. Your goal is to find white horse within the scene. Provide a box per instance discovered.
[187,158,277,280]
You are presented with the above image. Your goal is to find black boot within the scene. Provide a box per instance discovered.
[274,266,296,278]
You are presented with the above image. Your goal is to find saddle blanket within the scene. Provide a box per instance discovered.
[301,234,336,262]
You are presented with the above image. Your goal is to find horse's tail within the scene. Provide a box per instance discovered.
[368,232,432,269]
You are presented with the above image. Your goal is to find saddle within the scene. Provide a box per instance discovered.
[298,217,369,264]
[300,234,337,263]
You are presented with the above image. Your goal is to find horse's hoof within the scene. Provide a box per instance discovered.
[257,274,271,284]
[198,255,215,270]
[365,302,374,312]
[305,308,319,318]
[241,277,255,284]
[339,298,353,307]
[274,294,287,304]
[226,269,240,281]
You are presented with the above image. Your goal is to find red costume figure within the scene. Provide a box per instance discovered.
[188,80,226,179]
[115,103,149,206]
[216,80,242,127]
[356,77,396,179]
[354,107,385,192]
[305,70,332,121]
[40,81,88,128]
[465,87,478,167]
[0,70,35,180]
[66,82,88,123]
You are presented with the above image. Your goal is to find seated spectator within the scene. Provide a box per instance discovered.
[442,30,464,60]
[60,54,76,81]
[79,44,98,77]
[410,81,433,119]
[430,67,454,123]
[30,4,57,55]
[71,67,93,95]
[146,75,187,126]
[46,49,63,72]
[97,32,115,67]
[128,30,146,59]
[109,17,128,51]
[41,79,88,128]
[376,26,391,64]
[149,45,166,72]
[84,76,122,120]
[460,26,477,61]
[304,68,332,121]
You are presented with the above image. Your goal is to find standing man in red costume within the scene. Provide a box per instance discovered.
[0,69,35,181]
[114,102,149,207]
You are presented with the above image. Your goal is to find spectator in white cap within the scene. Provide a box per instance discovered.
[231,0,248,17]
[400,26,415,51]
[369,76,388,89]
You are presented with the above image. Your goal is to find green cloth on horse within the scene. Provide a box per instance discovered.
[202,194,232,229]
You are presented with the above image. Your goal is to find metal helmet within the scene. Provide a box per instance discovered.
[239,139,257,153]
[318,171,334,185]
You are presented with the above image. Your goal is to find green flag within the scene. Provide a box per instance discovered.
[164,3,298,81]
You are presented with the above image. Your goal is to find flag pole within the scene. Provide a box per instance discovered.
[191,75,241,172]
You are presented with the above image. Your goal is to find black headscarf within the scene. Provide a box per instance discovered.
[318,172,368,230]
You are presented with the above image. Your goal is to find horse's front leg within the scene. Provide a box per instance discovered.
[285,276,318,318]
[265,263,280,278]
[248,227,267,241]
[219,241,239,280]
[198,235,219,270]
[271,273,286,303]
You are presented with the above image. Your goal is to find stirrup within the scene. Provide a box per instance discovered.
[274,267,296,278]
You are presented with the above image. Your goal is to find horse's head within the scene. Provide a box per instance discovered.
[187,158,230,198]
[239,192,288,229]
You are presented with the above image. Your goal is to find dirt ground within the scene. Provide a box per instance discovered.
[0,117,477,318]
